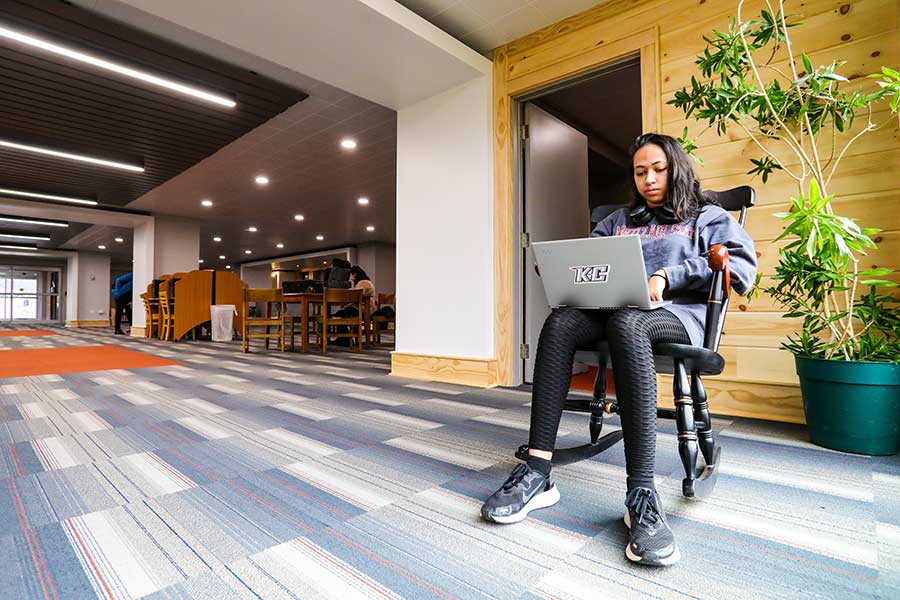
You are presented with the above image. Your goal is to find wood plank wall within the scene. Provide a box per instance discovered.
[494,0,899,423]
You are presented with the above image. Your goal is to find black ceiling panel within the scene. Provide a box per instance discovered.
[0,0,307,246]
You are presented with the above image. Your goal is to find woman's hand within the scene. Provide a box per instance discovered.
[648,269,668,301]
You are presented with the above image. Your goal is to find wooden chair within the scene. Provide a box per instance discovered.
[315,288,363,353]
[158,288,175,341]
[371,293,396,346]
[242,288,286,353]
[140,292,160,339]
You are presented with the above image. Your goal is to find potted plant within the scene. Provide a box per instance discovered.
[670,1,900,454]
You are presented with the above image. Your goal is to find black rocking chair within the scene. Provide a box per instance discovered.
[516,186,756,499]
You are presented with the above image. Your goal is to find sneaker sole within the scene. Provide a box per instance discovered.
[485,484,561,524]
[623,511,681,566]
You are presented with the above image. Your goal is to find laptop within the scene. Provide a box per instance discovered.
[532,235,670,310]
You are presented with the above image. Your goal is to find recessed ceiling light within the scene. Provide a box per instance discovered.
[340,139,357,150]
[213,236,222,242]
[0,187,97,206]
[0,215,68,228]
[244,250,252,255]
[114,237,124,243]
[316,235,324,241]
[219,255,226,259]
[294,214,304,221]
[0,243,37,250]
[0,139,144,172]
[201,199,213,207]
[247,226,258,233]
[97,245,106,250]
[0,24,236,108]
[226,265,232,269]
[198,259,204,264]
[0,232,50,241]
[357,197,369,205]
[276,243,284,249]
[366,225,375,232]
[255,175,269,185]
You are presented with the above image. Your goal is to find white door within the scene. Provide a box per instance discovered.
[523,103,590,382]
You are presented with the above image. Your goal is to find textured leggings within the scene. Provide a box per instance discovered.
[529,307,691,490]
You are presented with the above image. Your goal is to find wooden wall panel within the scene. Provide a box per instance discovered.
[493,0,899,423]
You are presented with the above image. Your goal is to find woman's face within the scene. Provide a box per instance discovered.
[349,272,357,284]
[633,143,669,207]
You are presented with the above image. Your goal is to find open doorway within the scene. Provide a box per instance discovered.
[519,56,643,384]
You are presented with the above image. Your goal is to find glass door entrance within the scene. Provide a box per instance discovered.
[0,267,61,322]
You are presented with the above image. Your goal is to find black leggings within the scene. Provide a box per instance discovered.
[529,307,690,491]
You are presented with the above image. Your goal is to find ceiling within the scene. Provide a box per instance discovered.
[395,0,609,55]
[1,0,612,270]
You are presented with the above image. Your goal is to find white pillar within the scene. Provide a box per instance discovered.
[65,252,111,326]
[395,76,494,358]
[131,217,200,331]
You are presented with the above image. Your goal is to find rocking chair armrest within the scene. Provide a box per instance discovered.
[702,245,731,351]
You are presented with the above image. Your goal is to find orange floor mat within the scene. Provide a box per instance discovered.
[0,345,181,378]
[570,366,616,395]
[0,330,57,337]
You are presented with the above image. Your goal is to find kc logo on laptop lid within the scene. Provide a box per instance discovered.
[570,264,610,284]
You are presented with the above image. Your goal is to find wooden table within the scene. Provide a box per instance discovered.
[284,292,323,352]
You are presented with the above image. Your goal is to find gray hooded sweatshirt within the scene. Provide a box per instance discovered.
[591,205,758,347]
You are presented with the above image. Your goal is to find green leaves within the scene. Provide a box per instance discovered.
[747,156,783,183]
[676,127,705,166]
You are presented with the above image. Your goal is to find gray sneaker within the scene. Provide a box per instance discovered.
[481,464,560,524]
[623,487,681,566]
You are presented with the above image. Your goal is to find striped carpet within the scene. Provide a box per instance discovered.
[0,323,896,599]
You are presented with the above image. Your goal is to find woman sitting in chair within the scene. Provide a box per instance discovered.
[481,133,758,566]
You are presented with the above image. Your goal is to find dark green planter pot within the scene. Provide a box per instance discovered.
[795,356,900,455]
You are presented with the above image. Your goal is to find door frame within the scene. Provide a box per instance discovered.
[494,26,661,386]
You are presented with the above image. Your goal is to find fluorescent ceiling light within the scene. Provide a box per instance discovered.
[294,214,304,221]
[276,243,284,249]
[0,215,68,228]
[219,255,226,259]
[247,226,257,232]
[255,176,269,185]
[226,265,232,269]
[341,139,357,149]
[213,236,222,242]
[0,23,236,108]
[97,245,106,250]
[0,243,37,250]
[0,139,144,172]
[315,235,324,241]
[0,232,50,241]
[201,199,213,207]
[114,237,124,243]
[0,187,97,206]
[244,250,252,254]
[366,226,375,232]
[357,197,369,205]
[198,259,204,264]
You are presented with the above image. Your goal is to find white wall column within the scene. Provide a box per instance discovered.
[395,75,494,360]
[131,216,200,331]
[65,252,111,326]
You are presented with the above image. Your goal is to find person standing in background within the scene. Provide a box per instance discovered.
[111,272,133,335]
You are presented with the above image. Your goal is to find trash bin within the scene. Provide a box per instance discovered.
[210,304,236,341]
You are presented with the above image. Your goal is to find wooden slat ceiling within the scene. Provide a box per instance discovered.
[0,0,307,229]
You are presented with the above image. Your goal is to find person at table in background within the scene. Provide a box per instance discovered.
[111,272,133,335]
[331,266,376,345]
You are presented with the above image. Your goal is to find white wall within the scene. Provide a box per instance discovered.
[64,252,111,323]
[396,75,493,358]
[241,266,275,289]
[154,217,200,276]
[356,242,395,296]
